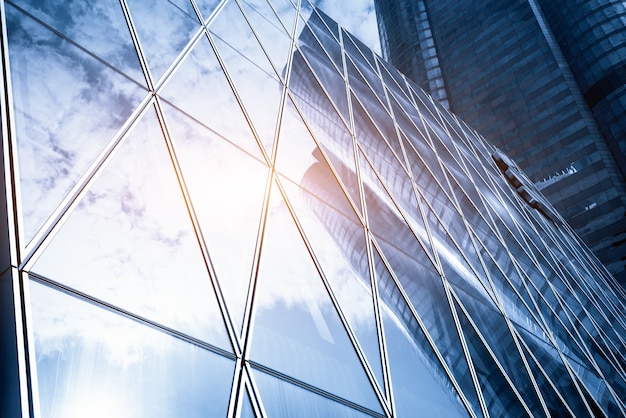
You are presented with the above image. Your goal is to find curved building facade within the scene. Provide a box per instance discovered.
[374,0,626,286]
[0,1,625,417]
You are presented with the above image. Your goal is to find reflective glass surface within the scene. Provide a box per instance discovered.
[30,280,234,418]
[2,0,624,416]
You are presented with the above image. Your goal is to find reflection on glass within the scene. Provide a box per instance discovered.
[30,280,235,418]
[6,4,147,242]
[239,388,256,418]
[126,0,200,83]
[210,29,285,157]
[380,307,467,418]
[238,0,294,75]
[31,109,230,349]
[10,0,144,82]
[252,368,376,417]
[281,177,385,391]
[159,35,264,161]
[163,101,269,334]
[250,181,383,413]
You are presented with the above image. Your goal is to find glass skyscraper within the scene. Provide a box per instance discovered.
[1,0,625,417]
[373,0,626,287]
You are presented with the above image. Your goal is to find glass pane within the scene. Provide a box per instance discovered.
[453,298,533,417]
[6,4,147,243]
[126,0,201,83]
[379,303,467,418]
[239,386,256,418]
[252,368,375,417]
[162,101,269,334]
[10,0,144,82]
[374,247,482,416]
[31,108,230,350]
[280,177,385,393]
[209,0,279,79]
[210,31,284,158]
[238,0,294,77]
[30,280,235,418]
[249,181,382,413]
[518,328,593,417]
[159,35,264,160]
[194,0,222,23]
[265,0,296,35]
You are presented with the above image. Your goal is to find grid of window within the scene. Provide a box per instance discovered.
[1,0,625,417]
[374,0,626,288]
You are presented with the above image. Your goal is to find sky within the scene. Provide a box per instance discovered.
[312,0,382,55]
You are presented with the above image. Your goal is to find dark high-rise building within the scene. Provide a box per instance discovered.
[1,0,625,417]
[374,0,626,286]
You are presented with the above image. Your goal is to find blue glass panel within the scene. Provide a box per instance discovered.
[159,35,264,160]
[9,0,144,82]
[237,0,294,78]
[30,108,230,350]
[193,0,221,23]
[162,100,269,335]
[30,280,234,418]
[372,247,471,418]
[126,0,200,83]
[453,298,535,417]
[6,4,147,243]
[379,303,467,417]
[249,180,383,413]
[252,368,377,417]
[239,386,256,418]
[280,176,385,392]
[213,38,283,158]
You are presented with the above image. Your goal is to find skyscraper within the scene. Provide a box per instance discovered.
[374,0,626,286]
[1,0,625,417]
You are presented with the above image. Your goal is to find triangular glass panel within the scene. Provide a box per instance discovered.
[209,0,281,80]
[290,39,350,128]
[296,12,344,76]
[30,108,231,350]
[249,180,383,413]
[378,298,468,417]
[279,175,385,394]
[126,0,201,83]
[452,295,541,417]
[29,280,235,418]
[343,31,379,76]
[282,89,362,215]
[310,8,341,44]
[517,330,593,417]
[251,368,374,417]
[162,100,269,334]
[378,57,412,100]
[417,193,495,303]
[6,5,148,244]
[346,56,387,115]
[371,244,483,418]
[275,97,361,216]
[352,94,407,175]
[357,149,436,269]
[210,33,284,158]
[236,0,294,78]
[194,0,222,23]
[10,0,145,83]
[239,385,256,418]
[159,35,264,161]
[265,0,297,35]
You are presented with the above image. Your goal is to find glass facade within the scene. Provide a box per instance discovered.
[374,0,626,287]
[0,0,625,417]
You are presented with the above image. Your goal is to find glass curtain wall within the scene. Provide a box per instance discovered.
[1,0,625,417]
